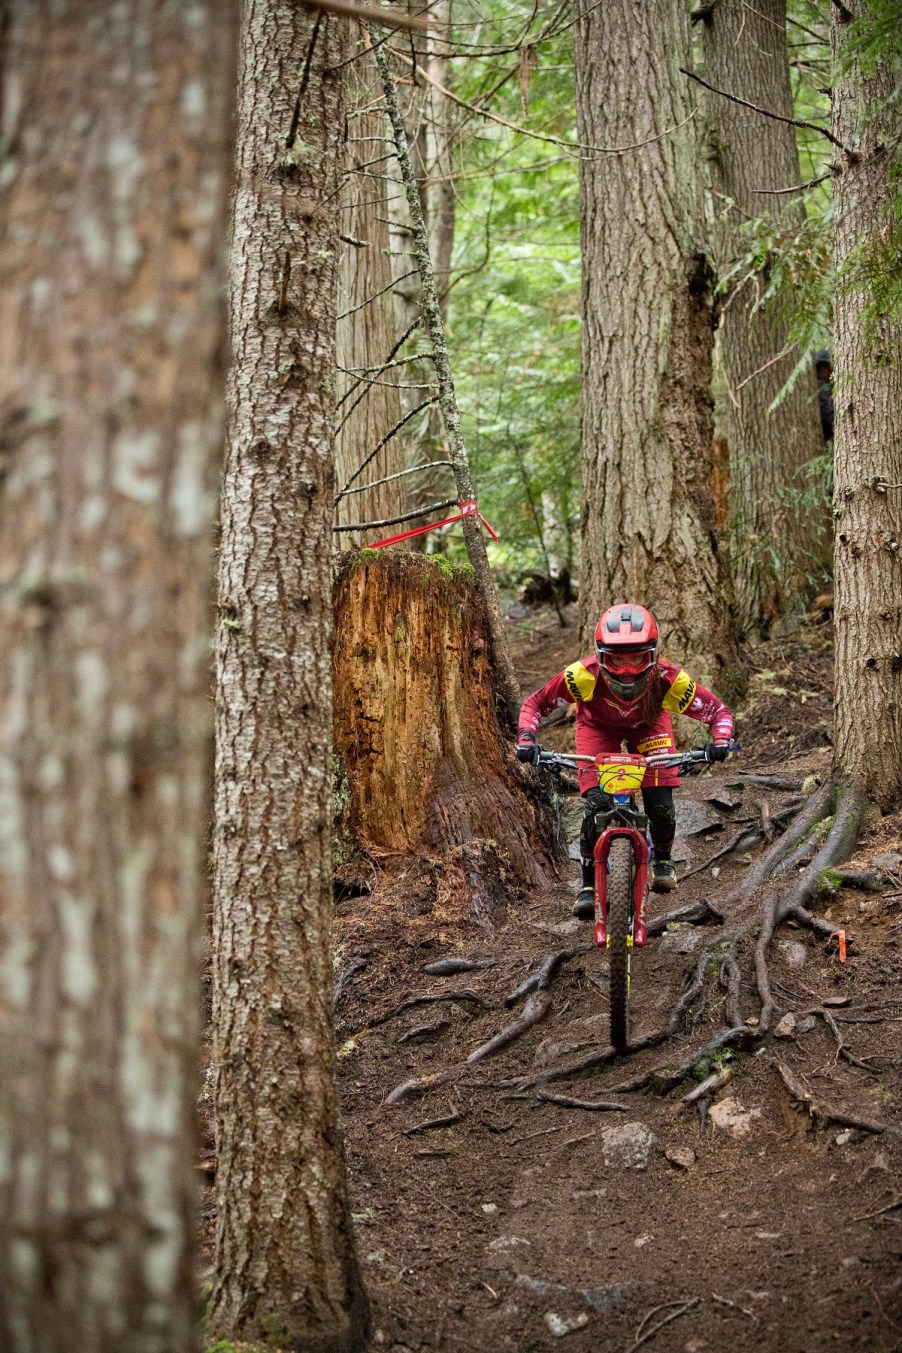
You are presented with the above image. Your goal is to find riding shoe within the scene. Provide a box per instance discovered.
[572,886,595,920]
[651,858,677,893]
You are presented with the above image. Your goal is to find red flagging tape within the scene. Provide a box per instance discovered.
[367,499,498,550]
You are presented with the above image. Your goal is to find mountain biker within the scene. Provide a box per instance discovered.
[515,603,734,918]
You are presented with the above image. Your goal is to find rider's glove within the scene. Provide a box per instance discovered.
[516,731,539,764]
[704,742,730,763]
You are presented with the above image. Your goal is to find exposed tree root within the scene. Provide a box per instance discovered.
[609,1026,752,1096]
[736,772,804,791]
[505,949,577,1007]
[755,780,866,1033]
[370,988,487,1028]
[467,991,551,1064]
[402,1111,461,1136]
[333,956,368,1008]
[535,1090,628,1112]
[680,827,762,881]
[423,957,496,976]
[681,1065,732,1106]
[775,1062,901,1137]
[385,1069,458,1106]
[647,899,724,933]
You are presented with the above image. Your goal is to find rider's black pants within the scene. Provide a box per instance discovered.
[579,786,676,884]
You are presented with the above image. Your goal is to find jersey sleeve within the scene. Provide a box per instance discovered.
[661,669,734,743]
[518,670,575,736]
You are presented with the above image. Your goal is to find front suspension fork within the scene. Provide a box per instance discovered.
[592,827,650,949]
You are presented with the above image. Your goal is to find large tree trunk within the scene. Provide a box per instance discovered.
[333,553,556,923]
[703,0,828,638]
[831,1,902,810]
[210,5,369,1349]
[0,2,236,1348]
[334,32,406,547]
[574,0,740,689]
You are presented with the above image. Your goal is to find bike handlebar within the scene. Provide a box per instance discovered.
[533,740,742,777]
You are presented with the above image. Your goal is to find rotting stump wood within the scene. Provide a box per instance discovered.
[333,552,557,925]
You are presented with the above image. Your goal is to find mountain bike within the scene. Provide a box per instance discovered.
[535,742,741,1051]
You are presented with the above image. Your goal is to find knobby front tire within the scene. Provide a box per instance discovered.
[607,838,634,1052]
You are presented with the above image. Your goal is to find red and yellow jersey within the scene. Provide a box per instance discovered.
[518,655,734,744]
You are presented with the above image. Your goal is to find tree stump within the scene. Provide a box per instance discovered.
[333,553,557,926]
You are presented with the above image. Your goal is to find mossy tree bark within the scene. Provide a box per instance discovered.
[211,5,369,1349]
[831,1,902,810]
[0,2,237,1348]
[574,0,740,690]
[334,554,556,924]
[703,0,828,638]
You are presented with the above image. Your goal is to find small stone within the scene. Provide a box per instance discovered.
[773,1012,797,1038]
[841,1256,861,1269]
[572,1187,606,1199]
[481,1203,498,1215]
[671,838,692,864]
[665,1146,696,1170]
[633,1234,653,1247]
[711,866,721,878]
[675,800,723,837]
[600,1121,658,1170]
[873,851,902,869]
[545,1312,589,1337]
[795,1014,817,1035]
[709,1097,763,1139]
[659,929,704,955]
[488,1235,530,1251]
[365,1250,386,1265]
[778,939,808,969]
[835,1130,853,1146]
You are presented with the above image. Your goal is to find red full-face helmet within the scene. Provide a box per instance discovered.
[594,603,659,701]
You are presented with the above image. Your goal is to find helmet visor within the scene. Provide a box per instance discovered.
[603,650,654,675]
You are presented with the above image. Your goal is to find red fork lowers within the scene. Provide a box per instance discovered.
[592,828,650,948]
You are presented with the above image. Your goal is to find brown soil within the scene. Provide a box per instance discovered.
[329,606,902,1353]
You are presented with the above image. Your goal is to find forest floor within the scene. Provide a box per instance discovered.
[328,605,902,1353]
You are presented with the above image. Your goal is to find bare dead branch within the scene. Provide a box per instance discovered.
[333,496,456,533]
[334,397,441,501]
[300,0,433,32]
[680,68,852,153]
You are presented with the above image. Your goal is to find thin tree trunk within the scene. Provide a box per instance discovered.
[211,5,369,1348]
[406,0,459,538]
[831,1,902,809]
[574,0,740,689]
[704,0,828,638]
[335,30,406,546]
[0,2,237,1348]
[373,35,522,725]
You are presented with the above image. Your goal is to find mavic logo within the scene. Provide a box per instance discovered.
[677,680,696,713]
[565,669,581,700]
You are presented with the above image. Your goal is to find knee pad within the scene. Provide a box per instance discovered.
[580,787,611,857]
[643,786,676,840]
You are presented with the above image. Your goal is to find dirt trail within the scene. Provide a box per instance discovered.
[334,607,902,1353]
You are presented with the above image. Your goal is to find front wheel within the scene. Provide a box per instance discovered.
[606,838,634,1051]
